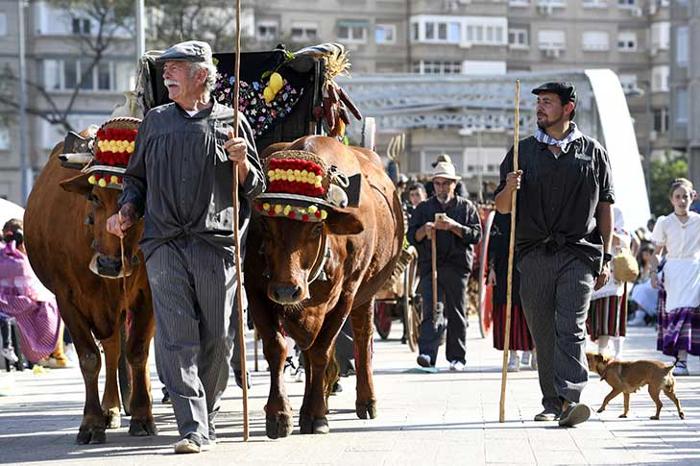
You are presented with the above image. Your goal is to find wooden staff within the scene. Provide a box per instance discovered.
[232,0,249,441]
[431,219,438,327]
[499,80,520,423]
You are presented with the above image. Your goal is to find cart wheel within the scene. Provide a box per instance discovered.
[477,210,495,339]
[374,302,392,340]
[403,257,421,352]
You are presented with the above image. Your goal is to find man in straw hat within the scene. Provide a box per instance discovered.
[106,40,265,453]
[408,156,482,371]
[495,82,614,427]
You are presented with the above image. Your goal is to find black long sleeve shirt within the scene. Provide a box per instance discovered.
[408,195,482,275]
[119,101,265,260]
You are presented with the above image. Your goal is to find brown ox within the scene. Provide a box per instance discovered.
[24,136,156,444]
[246,136,403,438]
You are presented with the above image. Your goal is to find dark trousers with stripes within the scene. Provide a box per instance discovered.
[146,237,237,442]
[518,248,594,411]
[418,267,469,365]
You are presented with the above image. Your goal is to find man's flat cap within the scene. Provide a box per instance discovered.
[156,40,213,64]
[532,82,576,103]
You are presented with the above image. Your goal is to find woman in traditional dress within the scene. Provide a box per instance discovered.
[652,178,700,376]
[488,212,535,371]
[586,207,631,359]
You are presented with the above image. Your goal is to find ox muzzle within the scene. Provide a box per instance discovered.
[89,253,139,279]
[269,283,305,305]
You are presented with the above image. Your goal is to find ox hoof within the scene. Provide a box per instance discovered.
[650,415,660,420]
[104,409,121,429]
[266,413,293,439]
[680,412,685,420]
[299,415,329,434]
[76,426,106,445]
[356,400,378,420]
[129,418,158,437]
[618,414,627,419]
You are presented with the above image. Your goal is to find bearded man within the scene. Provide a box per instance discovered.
[106,40,265,453]
[495,82,614,427]
[408,157,482,371]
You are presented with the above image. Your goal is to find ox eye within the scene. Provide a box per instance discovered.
[311,223,323,238]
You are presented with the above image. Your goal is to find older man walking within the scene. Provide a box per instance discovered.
[106,40,265,453]
[408,158,482,371]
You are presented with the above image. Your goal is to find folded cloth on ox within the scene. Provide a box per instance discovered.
[0,241,60,362]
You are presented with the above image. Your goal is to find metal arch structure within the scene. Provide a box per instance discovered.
[339,69,651,230]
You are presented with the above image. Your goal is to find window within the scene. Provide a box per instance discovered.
[375,24,396,44]
[651,22,670,51]
[337,20,368,43]
[676,88,688,123]
[0,127,9,150]
[412,60,462,75]
[508,28,529,48]
[538,30,566,50]
[651,65,669,92]
[72,17,91,35]
[653,107,669,134]
[411,16,506,46]
[617,0,635,6]
[411,22,418,41]
[509,0,529,5]
[583,0,607,7]
[0,13,7,36]
[676,26,688,67]
[617,31,637,51]
[290,22,317,42]
[256,21,278,41]
[618,74,638,94]
[42,59,123,92]
[582,31,610,51]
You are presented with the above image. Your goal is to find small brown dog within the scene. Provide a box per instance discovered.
[586,352,685,420]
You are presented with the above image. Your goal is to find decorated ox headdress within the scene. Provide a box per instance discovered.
[81,117,141,190]
[255,150,360,223]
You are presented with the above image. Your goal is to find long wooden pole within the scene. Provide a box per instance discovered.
[232,0,249,442]
[431,223,438,327]
[499,80,520,423]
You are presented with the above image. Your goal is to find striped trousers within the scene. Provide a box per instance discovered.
[146,237,237,442]
[518,248,594,410]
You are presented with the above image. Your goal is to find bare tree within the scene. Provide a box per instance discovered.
[0,0,134,133]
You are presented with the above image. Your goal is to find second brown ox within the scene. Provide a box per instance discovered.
[246,136,404,438]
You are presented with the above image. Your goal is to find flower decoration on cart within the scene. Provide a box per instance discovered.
[255,150,361,224]
[82,117,141,189]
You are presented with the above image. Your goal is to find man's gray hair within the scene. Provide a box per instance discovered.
[189,61,218,94]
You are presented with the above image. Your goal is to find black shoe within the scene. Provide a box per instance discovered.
[416,354,432,368]
[234,370,251,389]
[331,381,343,394]
[161,387,171,404]
[534,409,560,421]
[558,403,591,427]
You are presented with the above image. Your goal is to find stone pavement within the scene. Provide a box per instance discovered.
[1,321,699,466]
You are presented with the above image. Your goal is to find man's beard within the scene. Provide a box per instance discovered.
[537,112,565,131]
[436,193,449,203]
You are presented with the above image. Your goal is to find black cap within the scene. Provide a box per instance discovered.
[532,82,577,104]
[156,40,213,64]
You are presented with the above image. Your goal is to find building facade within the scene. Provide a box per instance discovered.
[0,0,136,204]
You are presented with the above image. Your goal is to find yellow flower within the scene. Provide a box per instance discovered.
[88,175,96,185]
[307,205,318,214]
[110,175,119,184]
[269,72,284,93]
[98,178,107,188]
[320,210,328,220]
[274,204,283,214]
[283,205,291,215]
[262,203,270,211]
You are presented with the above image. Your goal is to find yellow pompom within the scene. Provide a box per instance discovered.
[308,205,318,214]
[267,170,275,179]
[98,178,107,188]
[274,204,283,214]
[262,203,270,211]
[283,205,292,215]
[293,169,301,178]
[88,175,97,185]
[110,175,119,184]
[286,169,293,178]
[320,210,328,220]
[263,86,275,103]
[269,72,284,93]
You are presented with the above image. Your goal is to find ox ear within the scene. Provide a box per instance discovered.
[59,173,92,196]
[325,207,364,236]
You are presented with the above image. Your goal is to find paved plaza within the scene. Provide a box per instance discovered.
[1,321,699,465]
